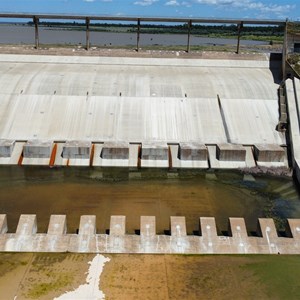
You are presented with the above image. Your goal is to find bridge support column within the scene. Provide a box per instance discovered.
[236,21,243,54]
[137,18,141,52]
[86,17,90,50]
[33,16,39,49]
[187,20,192,53]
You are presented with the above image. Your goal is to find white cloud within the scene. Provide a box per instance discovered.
[134,0,158,6]
[83,0,112,2]
[166,0,180,5]
[193,0,295,15]
[181,1,192,7]
[164,0,192,7]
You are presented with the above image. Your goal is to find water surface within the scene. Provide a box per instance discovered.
[0,166,299,235]
[0,24,267,46]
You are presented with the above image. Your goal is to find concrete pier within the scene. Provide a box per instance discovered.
[16,215,37,235]
[101,142,129,159]
[141,216,156,237]
[253,144,285,162]
[62,141,91,159]
[141,142,169,168]
[178,142,208,161]
[287,219,300,240]
[110,216,126,236]
[0,215,7,234]
[47,215,67,235]
[1,214,300,254]
[141,142,169,160]
[93,143,139,167]
[23,140,52,158]
[216,143,246,161]
[0,140,15,157]
[171,217,187,237]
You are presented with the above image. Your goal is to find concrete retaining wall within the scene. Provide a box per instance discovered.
[285,78,300,182]
[0,214,300,254]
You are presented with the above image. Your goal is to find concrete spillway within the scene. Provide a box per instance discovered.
[1,53,300,254]
[0,54,288,169]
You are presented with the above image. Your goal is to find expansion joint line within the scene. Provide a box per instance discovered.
[217,94,231,142]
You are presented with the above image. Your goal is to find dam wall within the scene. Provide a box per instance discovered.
[0,54,288,170]
[0,214,300,254]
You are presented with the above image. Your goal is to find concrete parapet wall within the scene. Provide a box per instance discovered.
[1,214,300,254]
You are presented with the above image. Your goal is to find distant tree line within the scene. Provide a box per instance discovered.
[27,21,284,37]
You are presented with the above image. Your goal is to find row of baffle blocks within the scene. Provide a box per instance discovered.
[0,139,286,168]
[0,214,300,254]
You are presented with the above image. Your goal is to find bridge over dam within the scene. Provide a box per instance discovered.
[0,53,290,170]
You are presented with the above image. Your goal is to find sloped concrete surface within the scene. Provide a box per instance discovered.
[0,54,284,146]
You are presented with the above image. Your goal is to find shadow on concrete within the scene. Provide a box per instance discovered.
[269,52,283,84]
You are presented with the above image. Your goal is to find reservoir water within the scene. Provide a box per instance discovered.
[0,24,267,47]
[0,166,299,236]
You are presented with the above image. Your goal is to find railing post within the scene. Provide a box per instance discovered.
[33,16,39,49]
[187,20,192,53]
[86,17,90,50]
[137,18,141,52]
[236,21,243,54]
[282,20,288,80]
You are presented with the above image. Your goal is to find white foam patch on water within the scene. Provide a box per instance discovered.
[54,254,110,300]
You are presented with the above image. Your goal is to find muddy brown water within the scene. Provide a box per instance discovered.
[0,166,300,235]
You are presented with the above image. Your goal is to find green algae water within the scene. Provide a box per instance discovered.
[0,166,299,235]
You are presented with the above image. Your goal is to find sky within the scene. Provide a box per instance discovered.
[0,0,299,21]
